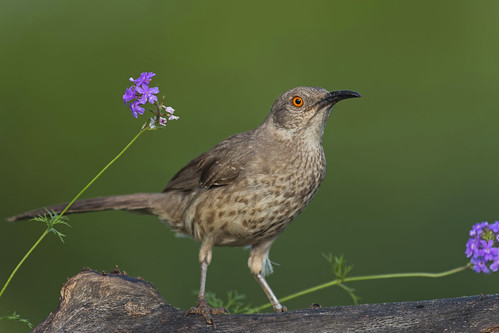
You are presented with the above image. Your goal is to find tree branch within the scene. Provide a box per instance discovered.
[33,269,499,332]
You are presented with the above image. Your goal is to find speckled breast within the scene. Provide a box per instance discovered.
[185,145,327,247]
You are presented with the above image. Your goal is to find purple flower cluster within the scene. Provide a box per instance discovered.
[466,221,499,273]
[123,72,159,118]
[122,72,178,128]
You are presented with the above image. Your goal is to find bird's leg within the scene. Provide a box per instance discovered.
[248,239,287,312]
[186,259,228,327]
[254,273,287,312]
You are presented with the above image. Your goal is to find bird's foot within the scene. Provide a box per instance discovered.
[274,304,288,313]
[186,297,229,328]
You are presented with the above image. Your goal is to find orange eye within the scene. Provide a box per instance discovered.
[292,96,304,107]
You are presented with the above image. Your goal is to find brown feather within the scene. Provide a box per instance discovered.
[7,193,165,222]
[163,131,255,192]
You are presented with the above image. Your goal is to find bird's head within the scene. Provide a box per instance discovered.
[264,86,361,143]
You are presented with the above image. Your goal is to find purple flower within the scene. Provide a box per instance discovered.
[481,240,499,261]
[130,72,156,86]
[465,238,478,257]
[490,221,499,233]
[470,222,488,237]
[471,256,490,274]
[123,73,159,118]
[491,260,499,272]
[136,84,159,105]
[123,86,137,106]
[123,72,179,124]
[130,101,145,118]
[466,221,499,274]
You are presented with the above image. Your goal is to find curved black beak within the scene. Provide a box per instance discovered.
[319,90,361,108]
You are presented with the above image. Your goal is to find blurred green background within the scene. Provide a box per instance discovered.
[1,0,499,331]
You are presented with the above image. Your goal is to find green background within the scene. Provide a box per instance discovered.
[1,0,499,331]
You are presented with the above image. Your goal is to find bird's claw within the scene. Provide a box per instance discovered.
[275,305,288,313]
[186,298,229,328]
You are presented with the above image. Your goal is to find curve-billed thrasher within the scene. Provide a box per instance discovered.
[8,86,360,325]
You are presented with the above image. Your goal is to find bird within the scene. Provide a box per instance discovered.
[8,86,361,326]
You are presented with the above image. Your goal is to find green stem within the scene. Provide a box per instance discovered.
[0,128,147,300]
[58,128,147,218]
[0,229,50,298]
[249,264,472,313]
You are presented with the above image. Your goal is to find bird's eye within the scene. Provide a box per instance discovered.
[292,96,304,107]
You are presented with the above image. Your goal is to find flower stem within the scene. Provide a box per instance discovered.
[248,264,472,313]
[58,128,147,218]
[0,128,147,301]
[0,229,50,298]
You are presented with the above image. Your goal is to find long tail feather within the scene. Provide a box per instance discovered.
[7,193,165,222]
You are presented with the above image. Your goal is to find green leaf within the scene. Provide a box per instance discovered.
[322,253,360,304]
[202,290,255,314]
[0,312,33,329]
[337,283,361,305]
[322,253,354,281]
[31,209,71,243]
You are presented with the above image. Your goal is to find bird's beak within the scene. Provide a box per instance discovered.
[319,90,361,108]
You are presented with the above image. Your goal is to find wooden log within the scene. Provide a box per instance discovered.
[33,269,499,332]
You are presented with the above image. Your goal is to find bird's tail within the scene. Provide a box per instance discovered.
[7,193,169,222]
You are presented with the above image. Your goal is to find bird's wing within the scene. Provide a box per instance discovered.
[163,132,254,192]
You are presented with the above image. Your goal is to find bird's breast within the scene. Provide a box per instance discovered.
[189,145,325,245]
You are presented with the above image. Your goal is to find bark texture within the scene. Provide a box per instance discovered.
[33,269,499,333]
